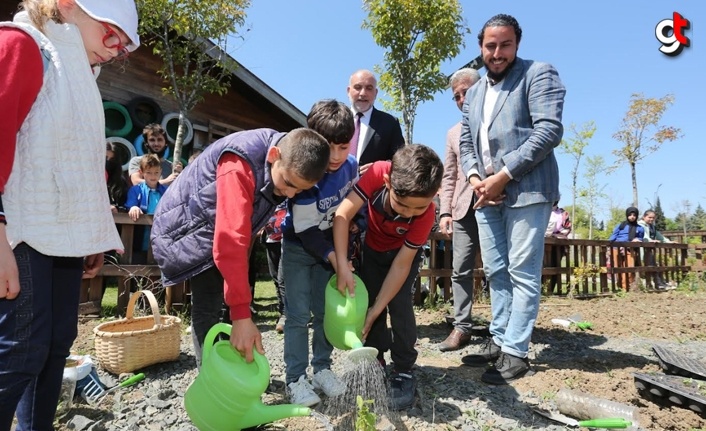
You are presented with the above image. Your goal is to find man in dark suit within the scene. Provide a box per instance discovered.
[347,70,405,174]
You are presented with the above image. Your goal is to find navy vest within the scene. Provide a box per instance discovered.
[151,129,286,285]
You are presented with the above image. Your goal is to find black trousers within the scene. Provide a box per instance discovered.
[359,243,422,372]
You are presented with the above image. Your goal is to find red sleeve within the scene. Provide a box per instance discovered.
[405,202,436,248]
[0,28,43,193]
[213,152,255,320]
[353,161,389,200]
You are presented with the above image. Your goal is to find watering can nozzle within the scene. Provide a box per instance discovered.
[348,346,379,363]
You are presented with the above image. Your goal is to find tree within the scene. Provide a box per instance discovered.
[560,121,596,236]
[578,154,607,239]
[362,0,470,145]
[690,204,706,230]
[136,0,250,163]
[612,93,681,207]
[654,197,667,231]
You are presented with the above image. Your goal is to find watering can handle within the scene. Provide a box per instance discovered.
[202,323,233,363]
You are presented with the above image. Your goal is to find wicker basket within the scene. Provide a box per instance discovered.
[94,290,181,374]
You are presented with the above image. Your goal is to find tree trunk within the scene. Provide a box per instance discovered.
[630,162,638,208]
[172,111,189,170]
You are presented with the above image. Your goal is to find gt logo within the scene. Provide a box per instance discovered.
[655,12,691,56]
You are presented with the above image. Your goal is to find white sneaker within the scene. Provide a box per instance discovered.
[312,369,346,397]
[287,375,321,407]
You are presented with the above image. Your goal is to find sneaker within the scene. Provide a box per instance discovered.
[287,375,321,407]
[312,369,346,397]
[481,352,532,385]
[461,338,501,367]
[389,370,416,410]
[275,315,286,333]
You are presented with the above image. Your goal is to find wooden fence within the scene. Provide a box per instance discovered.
[414,235,691,305]
[81,215,693,315]
[79,213,188,316]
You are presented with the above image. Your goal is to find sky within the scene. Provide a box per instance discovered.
[229,1,703,222]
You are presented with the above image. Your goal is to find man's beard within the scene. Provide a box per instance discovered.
[484,58,516,84]
[151,147,167,158]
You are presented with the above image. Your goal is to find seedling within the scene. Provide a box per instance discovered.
[355,395,376,431]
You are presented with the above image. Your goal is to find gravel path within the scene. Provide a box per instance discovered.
[58,289,706,431]
[58,318,706,431]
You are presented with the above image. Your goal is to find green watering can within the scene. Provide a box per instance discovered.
[184,323,311,431]
[324,274,379,362]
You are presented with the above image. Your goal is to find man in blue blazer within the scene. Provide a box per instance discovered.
[459,14,566,384]
[347,70,405,174]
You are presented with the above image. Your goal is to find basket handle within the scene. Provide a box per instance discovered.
[126,290,162,326]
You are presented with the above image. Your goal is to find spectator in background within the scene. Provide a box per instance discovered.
[106,141,128,213]
[126,154,167,253]
[188,148,203,164]
[263,202,287,333]
[546,201,571,238]
[638,209,672,290]
[128,123,182,186]
[347,69,405,175]
[609,206,645,289]
[438,67,481,352]
[544,200,572,293]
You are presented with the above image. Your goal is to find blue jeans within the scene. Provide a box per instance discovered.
[282,241,333,384]
[0,243,83,431]
[475,202,551,358]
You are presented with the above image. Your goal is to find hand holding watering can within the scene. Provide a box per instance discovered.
[184,323,311,431]
[324,274,378,363]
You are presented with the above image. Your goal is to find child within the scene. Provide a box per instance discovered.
[128,123,181,186]
[150,128,330,366]
[333,144,443,410]
[106,142,129,213]
[127,154,167,221]
[281,100,357,406]
[126,154,167,256]
[0,0,139,427]
[609,206,645,289]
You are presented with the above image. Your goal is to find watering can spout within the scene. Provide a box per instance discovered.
[238,403,311,430]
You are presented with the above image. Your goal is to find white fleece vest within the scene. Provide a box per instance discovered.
[2,13,123,256]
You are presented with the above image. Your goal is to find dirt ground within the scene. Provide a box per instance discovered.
[73,288,706,430]
[409,288,706,430]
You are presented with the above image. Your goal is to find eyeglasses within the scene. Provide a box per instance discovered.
[100,22,129,59]
[452,87,470,102]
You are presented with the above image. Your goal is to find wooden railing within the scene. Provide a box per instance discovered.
[79,213,188,316]
[663,229,706,243]
[414,235,690,305]
[81,215,692,315]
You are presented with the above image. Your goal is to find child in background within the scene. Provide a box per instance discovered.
[151,128,330,366]
[126,154,167,251]
[263,202,287,333]
[333,144,443,410]
[281,100,357,406]
[0,0,139,427]
[609,206,645,289]
[106,142,128,213]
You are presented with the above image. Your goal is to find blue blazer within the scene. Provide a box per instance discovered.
[459,57,565,207]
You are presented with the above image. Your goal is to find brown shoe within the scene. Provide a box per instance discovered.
[438,328,471,352]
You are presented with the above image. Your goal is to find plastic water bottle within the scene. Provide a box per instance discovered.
[57,358,78,417]
[556,388,640,429]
